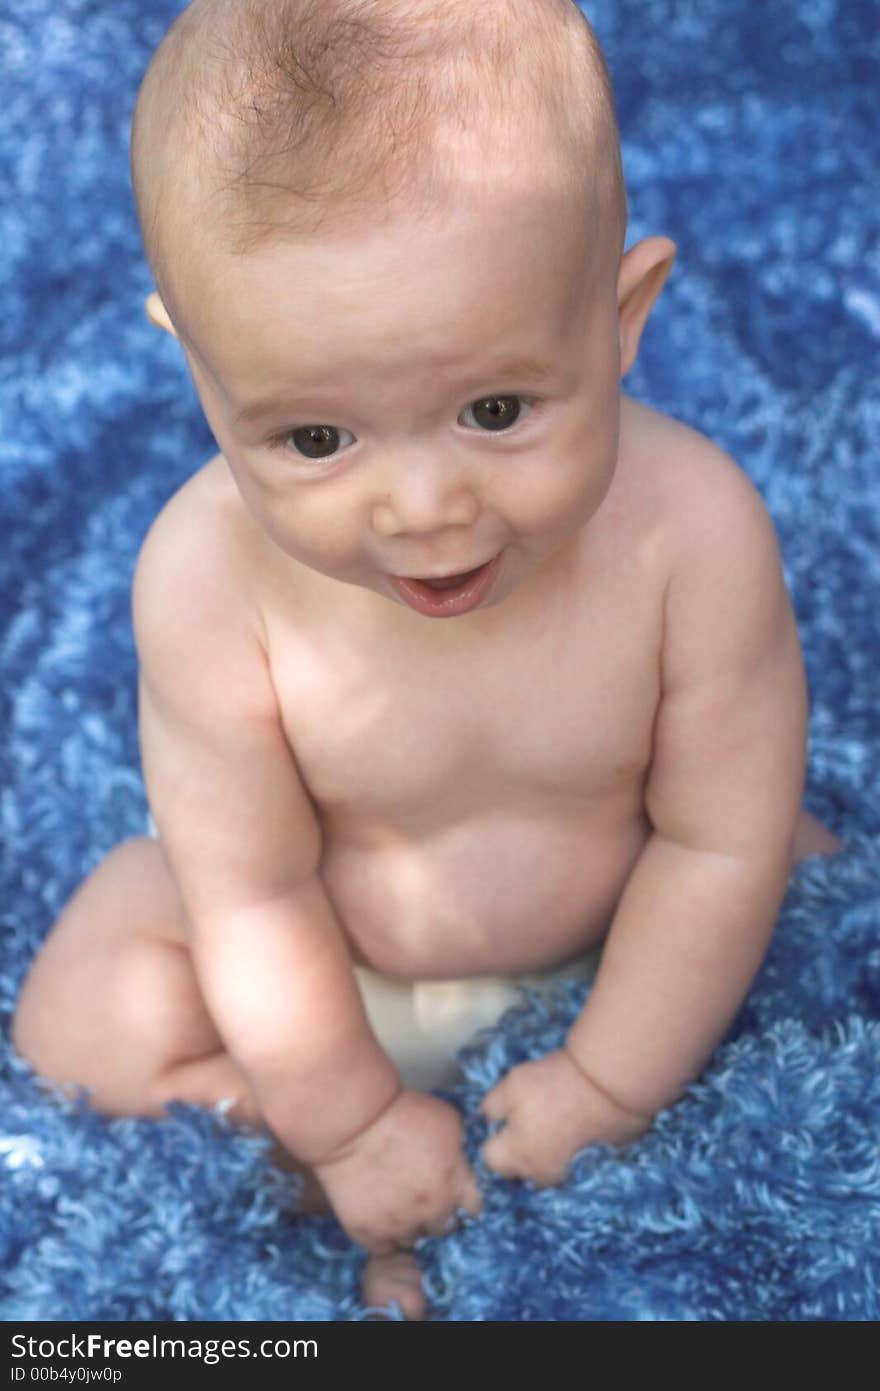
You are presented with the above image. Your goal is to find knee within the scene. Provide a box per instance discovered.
[11,967,65,1082]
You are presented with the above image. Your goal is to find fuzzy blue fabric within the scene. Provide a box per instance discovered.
[2,0,878,1322]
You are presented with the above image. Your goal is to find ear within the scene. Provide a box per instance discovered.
[145,291,178,338]
[617,236,676,377]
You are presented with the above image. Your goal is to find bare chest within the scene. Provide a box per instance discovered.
[256,545,663,974]
[270,567,660,830]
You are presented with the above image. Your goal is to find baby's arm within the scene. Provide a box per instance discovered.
[482,460,808,1183]
[133,491,479,1248]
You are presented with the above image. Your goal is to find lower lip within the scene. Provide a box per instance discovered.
[387,553,504,618]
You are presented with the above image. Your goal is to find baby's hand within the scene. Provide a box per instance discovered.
[312,1089,481,1254]
[480,1049,650,1187]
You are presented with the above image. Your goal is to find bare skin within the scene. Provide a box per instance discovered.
[13,193,840,1318]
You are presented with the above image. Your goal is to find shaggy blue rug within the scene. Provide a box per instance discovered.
[2,0,878,1322]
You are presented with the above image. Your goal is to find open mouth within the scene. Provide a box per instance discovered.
[387,554,504,617]
[414,565,487,590]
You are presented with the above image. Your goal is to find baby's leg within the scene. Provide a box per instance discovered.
[12,838,425,1317]
[13,838,261,1122]
[793,809,841,862]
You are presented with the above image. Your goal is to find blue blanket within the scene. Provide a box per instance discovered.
[2,0,878,1320]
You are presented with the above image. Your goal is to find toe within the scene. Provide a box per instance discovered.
[362,1252,427,1321]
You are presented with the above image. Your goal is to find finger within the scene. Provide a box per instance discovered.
[480,1131,521,1180]
[422,1211,461,1239]
[458,1172,483,1217]
[479,1083,509,1121]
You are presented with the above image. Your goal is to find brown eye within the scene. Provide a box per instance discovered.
[291,425,344,458]
[460,396,524,432]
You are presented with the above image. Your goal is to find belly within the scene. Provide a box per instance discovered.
[318,806,650,978]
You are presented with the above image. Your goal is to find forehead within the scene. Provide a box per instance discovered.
[176,189,604,399]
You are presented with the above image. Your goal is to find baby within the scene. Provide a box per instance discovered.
[14,0,839,1318]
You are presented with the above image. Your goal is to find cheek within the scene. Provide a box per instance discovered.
[183,370,358,568]
[228,453,365,571]
[507,411,619,537]
[279,487,360,564]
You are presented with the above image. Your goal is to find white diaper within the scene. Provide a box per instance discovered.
[355,952,601,1091]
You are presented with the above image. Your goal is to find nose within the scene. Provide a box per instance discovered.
[370,450,481,538]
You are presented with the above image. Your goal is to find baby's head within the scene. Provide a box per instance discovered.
[133,0,626,303]
[132,0,673,619]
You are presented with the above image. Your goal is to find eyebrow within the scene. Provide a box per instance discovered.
[235,397,298,427]
[233,355,559,427]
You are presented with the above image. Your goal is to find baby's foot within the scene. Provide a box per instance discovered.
[362,1251,427,1320]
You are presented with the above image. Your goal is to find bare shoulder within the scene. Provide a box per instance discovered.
[619,397,801,692]
[618,396,785,585]
[132,455,277,723]
[133,454,253,640]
